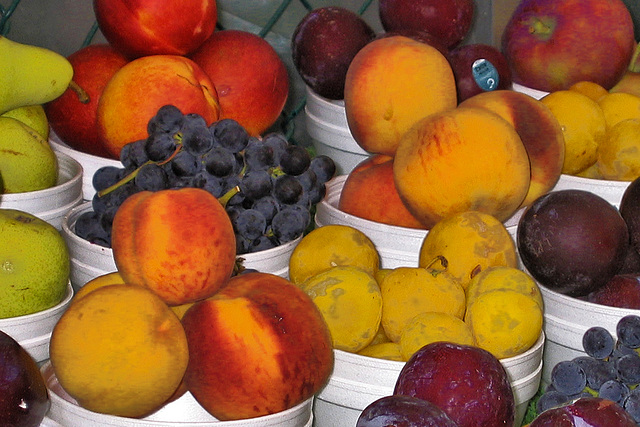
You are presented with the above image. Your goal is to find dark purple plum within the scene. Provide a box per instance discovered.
[357,395,460,427]
[517,189,629,297]
[587,274,640,309]
[291,6,375,100]
[394,342,514,427]
[620,176,640,255]
[0,331,50,427]
[529,397,636,426]
[379,0,474,49]
[447,43,513,102]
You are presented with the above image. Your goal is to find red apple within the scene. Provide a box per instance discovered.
[190,30,289,137]
[291,6,375,100]
[394,342,515,427]
[96,55,221,158]
[93,0,217,59]
[44,44,128,159]
[378,0,474,49]
[447,43,512,103]
[501,0,635,92]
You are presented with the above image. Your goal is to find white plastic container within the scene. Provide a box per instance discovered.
[551,174,630,206]
[0,282,73,363]
[511,82,549,100]
[0,151,83,230]
[313,332,544,427]
[62,202,301,291]
[49,131,121,201]
[315,176,522,269]
[304,86,370,176]
[41,362,313,427]
[538,284,640,386]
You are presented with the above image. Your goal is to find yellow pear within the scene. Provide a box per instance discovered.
[1,104,49,139]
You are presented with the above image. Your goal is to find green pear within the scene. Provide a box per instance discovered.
[1,104,49,140]
[0,36,73,115]
[0,117,58,193]
[0,209,70,318]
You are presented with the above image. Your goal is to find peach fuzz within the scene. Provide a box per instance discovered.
[181,272,334,421]
[393,107,530,229]
[459,90,565,207]
[190,29,289,137]
[110,187,236,306]
[93,0,217,59]
[344,35,457,156]
[339,154,426,229]
[96,55,220,158]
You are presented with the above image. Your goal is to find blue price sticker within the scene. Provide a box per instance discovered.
[472,59,500,92]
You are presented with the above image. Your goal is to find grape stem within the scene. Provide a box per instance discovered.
[97,144,182,197]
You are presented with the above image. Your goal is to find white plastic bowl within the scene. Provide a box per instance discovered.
[49,130,121,201]
[315,175,522,269]
[62,202,301,291]
[304,86,370,176]
[0,151,83,230]
[511,82,549,100]
[313,332,544,427]
[0,282,73,363]
[41,362,313,427]
[552,174,630,206]
[538,284,640,386]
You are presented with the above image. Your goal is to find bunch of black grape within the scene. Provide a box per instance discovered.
[75,105,336,254]
[536,314,640,422]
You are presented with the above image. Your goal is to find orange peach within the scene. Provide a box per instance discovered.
[181,272,334,421]
[111,188,236,306]
[339,154,426,229]
[393,107,530,228]
[344,35,457,156]
[96,55,220,158]
[190,30,289,136]
[459,90,565,207]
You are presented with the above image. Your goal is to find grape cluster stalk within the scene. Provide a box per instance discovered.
[536,314,640,422]
[75,105,336,254]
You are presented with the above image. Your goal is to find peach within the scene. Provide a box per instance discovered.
[96,54,220,158]
[93,0,217,59]
[393,107,530,228]
[344,35,457,156]
[181,272,334,421]
[459,90,565,207]
[45,44,128,159]
[111,187,236,306]
[338,155,426,229]
[190,30,289,136]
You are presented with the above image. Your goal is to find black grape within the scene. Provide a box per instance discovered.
[617,315,640,349]
[120,139,148,170]
[92,166,125,192]
[192,171,226,198]
[170,150,201,177]
[74,211,110,247]
[134,163,169,191]
[279,144,311,176]
[249,234,278,252]
[252,196,280,223]
[535,390,570,414]
[296,169,318,192]
[550,360,587,396]
[232,209,267,241]
[262,132,288,164]
[625,386,640,422]
[202,146,237,178]
[309,154,336,184]
[599,379,629,405]
[243,137,274,170]
[617,353,640,385]
[582,326,615,359]
[271,206,308,243]
[274,175,303,204]
[147,104,183,135]
[145,132,177,161]
[210,118,249,153]
[239,170,273,201]
[584,358,617,390]
[180,114,214,154]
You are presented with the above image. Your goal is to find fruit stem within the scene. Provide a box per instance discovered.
[424,255,449,275]
[217,186,240,208]
[97,145,182,197]
[68,80,90,104]
[629,41,640,72]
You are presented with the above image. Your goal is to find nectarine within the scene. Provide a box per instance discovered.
[182,272,333,420]
[344,35,457,156]
[393,107,530,228]
[190,30,289,137]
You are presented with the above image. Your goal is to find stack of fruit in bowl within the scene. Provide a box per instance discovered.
[0,37,84,230]
[45,0,292,202]
[43,186,334,426]
[502,0,640,203]
[285,221,544,427]
[0,209,74,363]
